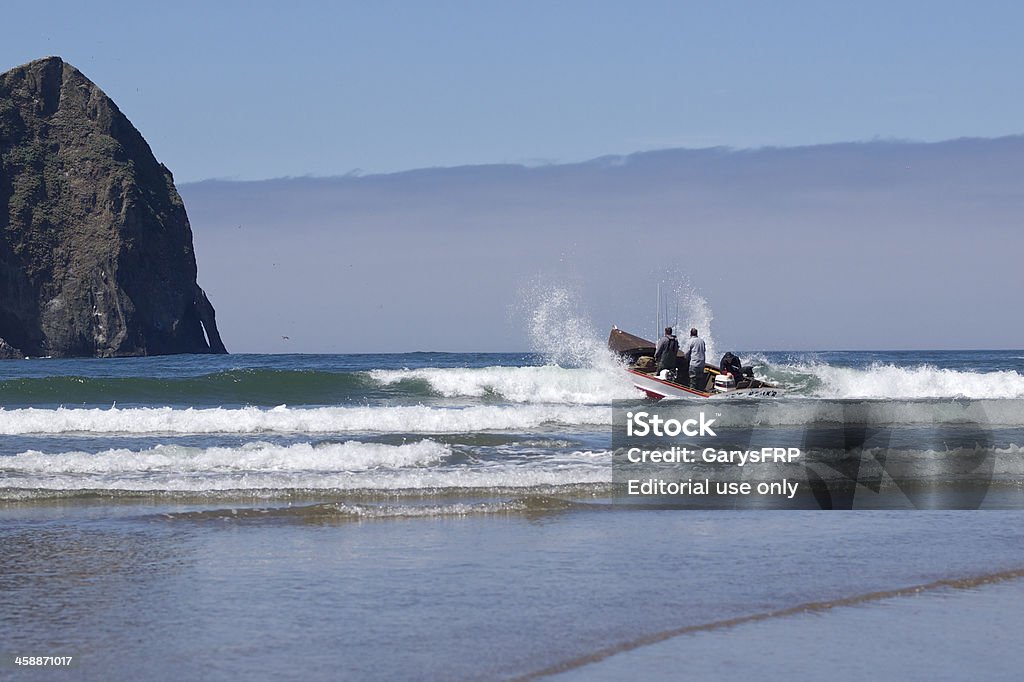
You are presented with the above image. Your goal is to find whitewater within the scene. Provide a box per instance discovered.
[1,348,1022,498]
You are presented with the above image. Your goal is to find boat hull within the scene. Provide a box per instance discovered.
[627,369,785,400]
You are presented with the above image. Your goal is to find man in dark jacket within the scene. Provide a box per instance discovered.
[720,352,743,381]
[653,327,679,381]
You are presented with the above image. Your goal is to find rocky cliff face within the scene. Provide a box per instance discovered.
[0,57,226,358]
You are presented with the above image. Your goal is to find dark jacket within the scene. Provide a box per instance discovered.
[720,352,742,379]
[654,334,678,370]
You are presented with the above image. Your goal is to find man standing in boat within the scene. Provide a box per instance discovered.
[682,328,706,391]
[654,327,679,382]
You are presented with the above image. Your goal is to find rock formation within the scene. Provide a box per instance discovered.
[0,56,226,357]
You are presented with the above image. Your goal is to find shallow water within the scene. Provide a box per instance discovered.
[4,504,1024,680]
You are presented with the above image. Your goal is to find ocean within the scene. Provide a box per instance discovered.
[3,349,1024,680]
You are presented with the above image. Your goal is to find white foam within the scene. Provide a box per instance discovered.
[5,440,448,475]
[0,404,612,435]
[800,363,1024,399]
[0,442,612,492]
[369,365,639,404]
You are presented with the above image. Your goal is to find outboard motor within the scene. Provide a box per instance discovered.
[714,373,736,393]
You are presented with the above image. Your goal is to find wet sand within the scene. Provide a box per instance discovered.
[549,574,1024,681]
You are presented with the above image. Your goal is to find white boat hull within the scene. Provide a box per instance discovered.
[627,369,785,400]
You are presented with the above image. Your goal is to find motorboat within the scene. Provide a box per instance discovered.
[608,327,784,400]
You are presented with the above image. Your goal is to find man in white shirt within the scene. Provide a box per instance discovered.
[681,328,706,390]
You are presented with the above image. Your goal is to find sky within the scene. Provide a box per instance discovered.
[3,1,1023,352]
[4,1,1024,182]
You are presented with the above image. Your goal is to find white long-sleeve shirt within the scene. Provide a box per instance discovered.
[681,336,706,367]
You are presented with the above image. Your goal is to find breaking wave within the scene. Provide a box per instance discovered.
[760,361,1024,400]
[0,440,611,493]
[0,404,612,435]
[4,440,450,475]
[368,365,638,404]
[0,364,641,407]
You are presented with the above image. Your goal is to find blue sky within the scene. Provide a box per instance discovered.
[4,1,1023,182]
[5,2,1023,351]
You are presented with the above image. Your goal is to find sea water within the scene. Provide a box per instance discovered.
[2,350,1024,680]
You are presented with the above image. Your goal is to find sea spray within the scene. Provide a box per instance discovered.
[514,276,722,372]
[517,281,625,372]
[523,283,597,367]
[662,279,717,361]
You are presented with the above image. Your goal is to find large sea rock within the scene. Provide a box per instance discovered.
[0,56,226,358]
